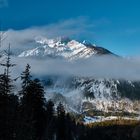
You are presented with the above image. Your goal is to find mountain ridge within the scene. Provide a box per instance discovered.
[12,36,140,122]
[18,36,113,60]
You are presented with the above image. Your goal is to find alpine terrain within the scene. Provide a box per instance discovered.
[17,36,140,123]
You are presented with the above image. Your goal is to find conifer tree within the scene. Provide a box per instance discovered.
[65,113,76,140]
[20,64,31,96]
[0,74,9,139]
[0,45,15,94]
[0,45,18,140]
[45,100,55,140]
[56,103,66,140]
[19,75,46,140]
[57,102,65,117]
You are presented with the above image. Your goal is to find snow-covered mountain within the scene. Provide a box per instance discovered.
[44,77,140,116]
[18,36,113,60]
[17,36,140,118]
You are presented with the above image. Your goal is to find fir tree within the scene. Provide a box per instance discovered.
[65,113,76,140]
[56,103,66,140]
[57,102,65,118]
[20,64,31,96]
[45,100,55,140]
[0,46,18,140]
[0,45,15,94]
[19,77,46,140]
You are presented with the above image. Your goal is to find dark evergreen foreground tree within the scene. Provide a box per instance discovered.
[56,102,66,140]
[18,65,46,140]
[20,64,31,96]
[56,103,77,140]
[44,100,55,140]
[0,46,18,140]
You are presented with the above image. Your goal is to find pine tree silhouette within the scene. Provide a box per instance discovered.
[45,100,55,140]
[56,102,66,140]
[0,45,18,140]
[0,45,16,94]
[19,64,31,96]
[19,72,46,140]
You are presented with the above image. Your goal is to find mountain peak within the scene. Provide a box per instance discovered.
[19,36,114,59]
[82,40,96,47]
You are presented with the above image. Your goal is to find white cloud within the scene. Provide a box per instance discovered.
[10,55,140,81]
[1,17,101,53]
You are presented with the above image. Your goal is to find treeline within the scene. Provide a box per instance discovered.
[0,63,85,140]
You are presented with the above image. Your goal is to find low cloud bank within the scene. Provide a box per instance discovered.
[10,55,140,81]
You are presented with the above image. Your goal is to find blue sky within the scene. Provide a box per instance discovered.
[0,0,140,56]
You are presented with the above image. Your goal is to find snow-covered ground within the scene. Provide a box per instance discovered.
[84,115,140,124]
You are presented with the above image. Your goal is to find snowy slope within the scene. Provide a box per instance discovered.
[18,37,112,60]
[43,76,140,116]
